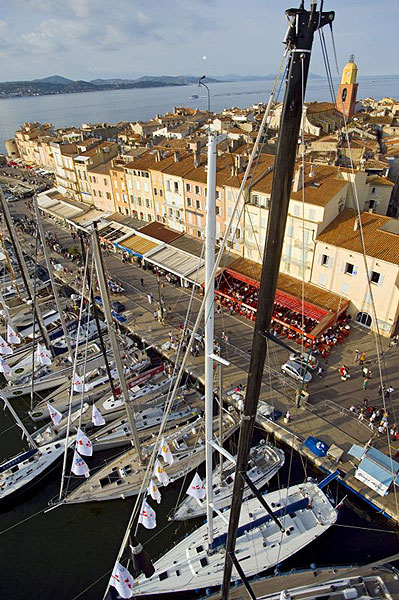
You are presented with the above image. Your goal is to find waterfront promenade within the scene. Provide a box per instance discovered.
[10,200,399,525]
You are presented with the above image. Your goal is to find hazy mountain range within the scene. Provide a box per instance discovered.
[0,72,324,99]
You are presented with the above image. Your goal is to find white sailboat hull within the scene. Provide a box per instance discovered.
[173,441,285,520]
[133,482,337,595]
[0,439,68,501]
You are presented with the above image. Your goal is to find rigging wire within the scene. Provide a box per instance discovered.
[328,23,399,518]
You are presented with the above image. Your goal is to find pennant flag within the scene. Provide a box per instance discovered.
[73,373,88,393]
[71,449,90,478]
[0,334,13,356]
[47,402,62,426]
[36,343,52,366]
[110,562,134,599]
[138,498,157,529]
[153,459,169,486]
[147,479,161,504]
[159,437,174,466]
[92,403,106,427]
[75,427,93,457]
[7,324,20,345]
[187,472,206,500]
[0,357,11,375]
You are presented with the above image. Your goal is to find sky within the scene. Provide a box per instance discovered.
[1,0,398,81]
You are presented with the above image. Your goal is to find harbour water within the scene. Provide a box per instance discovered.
[1,75,399,150]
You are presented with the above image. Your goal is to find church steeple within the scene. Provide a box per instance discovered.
[336,54,358,118]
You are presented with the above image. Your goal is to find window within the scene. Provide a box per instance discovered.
[197,230,202,238]
[369,199,377,210]
[355,312,372,328]
[308,208,316,221]
[93,189,97,196]
[321,254,329,266]
[216,191,220,199]
[196,200,201,209]
[186,183,191,192]
[371,271,380,284]
[371,187,376,194]
[106,192,111,200]
[146,199,150,208]
[98,191,102,198]
[344,262,356,275]
[195,185,200,194]
[135,181,140,191]
[104,179,108,186]
[174,181,179,193]
[293,205,300,217]
[154,187,158,195]
[159,189,163,197]
[216,206,220,216]
[187,197,192,207]
[166,180,171,192]
[252,194,259,206]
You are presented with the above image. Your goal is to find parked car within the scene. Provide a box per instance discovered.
[289,352,318,371]
[281,360,312,383]
[111,300,125,313]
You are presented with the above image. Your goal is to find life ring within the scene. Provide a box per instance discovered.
[316,441,324,450]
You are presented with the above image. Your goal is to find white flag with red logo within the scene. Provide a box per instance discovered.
[7,325,20,345]
[0,357,10,374]
[159,437,173,465]
[187,472,206,500]
[110,561,134,599]
[153,459,169,486]
[0,334,13,356]
[71,449,90,478]
[47,402,62,426]
[73,373,88,393]
[75,427,93,457]
[147,479,161,504]
[138,498,157,529]
[36,343,52,365]
[92,403,106,426]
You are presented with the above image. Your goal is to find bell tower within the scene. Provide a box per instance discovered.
[336,54,358,119]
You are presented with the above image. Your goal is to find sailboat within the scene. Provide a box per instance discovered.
[172,440,285,520]
[105,3,338,598]
[0,391,71,501]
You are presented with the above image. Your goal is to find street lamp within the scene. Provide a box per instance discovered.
[198,75,211,124]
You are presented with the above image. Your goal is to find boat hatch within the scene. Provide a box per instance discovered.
[159,572,168,581]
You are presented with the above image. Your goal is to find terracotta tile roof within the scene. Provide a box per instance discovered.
[306,102,337,114]
[252,161,347,207]
[366,174,394,187]
[317,208,399,265]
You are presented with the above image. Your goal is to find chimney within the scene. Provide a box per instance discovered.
[193,151,200,168]
[234,154,243,174]
[353,217,360,231]
[309,163,315,178]
[293,165,304,192]
[173,151,180,163]
[155,150,162,162]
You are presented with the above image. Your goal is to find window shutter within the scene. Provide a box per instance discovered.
[341,262,346,273]
[318,254,322,265]
[379,274,384,286]
[328,256,334,269]
[353,265,358,276]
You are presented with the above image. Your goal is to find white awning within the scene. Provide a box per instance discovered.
[144,245,206,285]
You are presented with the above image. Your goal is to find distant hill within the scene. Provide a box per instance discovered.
[33,75,74,84]
[0,75,190,99]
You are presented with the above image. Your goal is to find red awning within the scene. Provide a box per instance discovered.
[225,269,327,323]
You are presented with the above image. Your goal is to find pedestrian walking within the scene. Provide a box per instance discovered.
[140,277,144,287]
[354,348,360,363]
[362,379,369,391]
[284,410,291,424]
[386,385,394,398]
[317,366,323,378]
[362,366,369,378]
[359,351,366,365]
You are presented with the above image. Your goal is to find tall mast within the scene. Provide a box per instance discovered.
[0,391,37,450]
[0,188,53,354]
[204,131,218,548]
[33,196,73,361]
[220,3,334,597]
[91,223,143,463]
